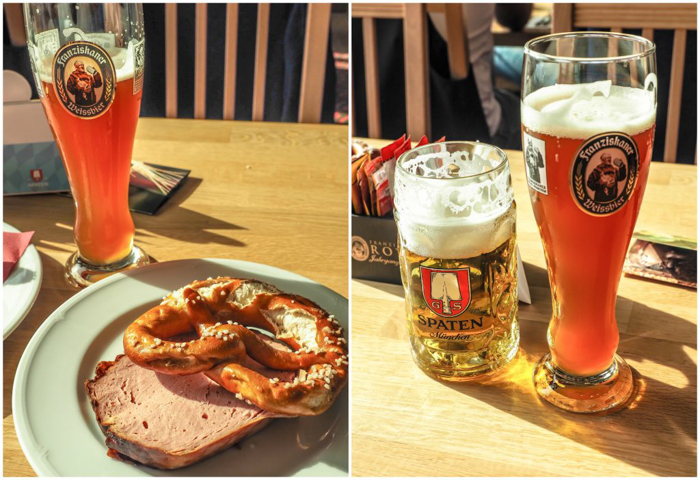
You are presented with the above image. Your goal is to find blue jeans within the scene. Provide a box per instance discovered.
[494,46,524,86]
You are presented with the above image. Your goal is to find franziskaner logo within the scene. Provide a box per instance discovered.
[420,266,471,317]
[571,132,639,216]
[52,41,116,119]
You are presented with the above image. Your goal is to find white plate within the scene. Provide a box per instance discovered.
[13,258,348,476]
[3,222,43,339]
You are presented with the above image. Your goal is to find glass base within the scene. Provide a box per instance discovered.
[65,245,150,289]
[533,353,634,413]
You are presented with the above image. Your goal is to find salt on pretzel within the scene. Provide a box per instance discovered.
[123,277,348,416]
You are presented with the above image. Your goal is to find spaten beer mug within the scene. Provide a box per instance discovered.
[24,3,149,288]
[394,142,519,381]
[521,32,657,412]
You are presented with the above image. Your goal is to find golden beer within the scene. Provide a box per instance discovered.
[395,142,519,380]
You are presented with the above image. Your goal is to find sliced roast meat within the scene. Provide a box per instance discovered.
[85,354,291,470]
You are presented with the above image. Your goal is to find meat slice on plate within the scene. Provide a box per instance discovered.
[85,352,295,470]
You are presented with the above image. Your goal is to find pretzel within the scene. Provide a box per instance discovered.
[123,277,348,416]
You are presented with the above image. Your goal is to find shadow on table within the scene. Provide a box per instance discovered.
[36,187,249,253]
[354,278,404,298]
[364,262,697,476]
[139,177,247,248]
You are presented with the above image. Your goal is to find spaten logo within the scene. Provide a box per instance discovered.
[420,266,471,317]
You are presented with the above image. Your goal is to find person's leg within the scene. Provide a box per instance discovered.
[492,88,522,151]
[493,46,524,86]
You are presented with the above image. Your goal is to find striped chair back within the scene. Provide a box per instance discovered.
[351,3,469,140]
[165,3,332,123]
[552,3,697,163]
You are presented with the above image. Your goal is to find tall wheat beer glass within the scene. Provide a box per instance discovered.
[24,3,149,288]
[394,142,519,381]
[521,33,656,412]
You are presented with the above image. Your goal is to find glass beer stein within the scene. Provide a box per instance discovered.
[394,142,519,381]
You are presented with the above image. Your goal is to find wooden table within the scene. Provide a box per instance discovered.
[3,118,348,476]
[352,143,697,476]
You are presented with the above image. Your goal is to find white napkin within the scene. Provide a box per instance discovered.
[517,246,532,304]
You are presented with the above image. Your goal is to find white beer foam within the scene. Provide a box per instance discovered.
[37,41,137,84]
[398,210,515,260]
[521,80,656,139]
[395,148,515,259]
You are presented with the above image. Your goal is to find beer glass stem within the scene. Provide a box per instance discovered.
[533,353,634,413]
[65,246,150,289]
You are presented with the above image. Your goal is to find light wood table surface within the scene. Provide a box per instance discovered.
[3,118,348,476]
[352,142,696,476]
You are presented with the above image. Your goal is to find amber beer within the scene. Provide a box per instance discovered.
[522,31,657,413]
[394,142,519,381]
[41,72,142,265]
[522,88,655,376]
[25,4,148,288]
[522,83,655,378]
[521,32,656,413]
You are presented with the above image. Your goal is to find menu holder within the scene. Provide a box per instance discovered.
[57,161,191,216]
[623,231,697,289]
[3,75,70,196]
[128,161,190,215]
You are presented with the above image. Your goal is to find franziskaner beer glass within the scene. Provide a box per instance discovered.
[394,142,519,381]
[521,32,657,412]
[24,3,149,288]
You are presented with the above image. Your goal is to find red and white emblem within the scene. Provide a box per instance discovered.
[420,266,471,318]
[30,169,43,182]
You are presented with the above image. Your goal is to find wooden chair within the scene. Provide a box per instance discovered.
[4,4,26,46]
[6,4,332,123]
[165,3,332,123]
[351,3,470,139]
[552,3,697,163]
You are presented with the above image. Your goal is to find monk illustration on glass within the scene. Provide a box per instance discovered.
[67,60,102,107]
[587,152,627,203]
[525,138,544,183]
